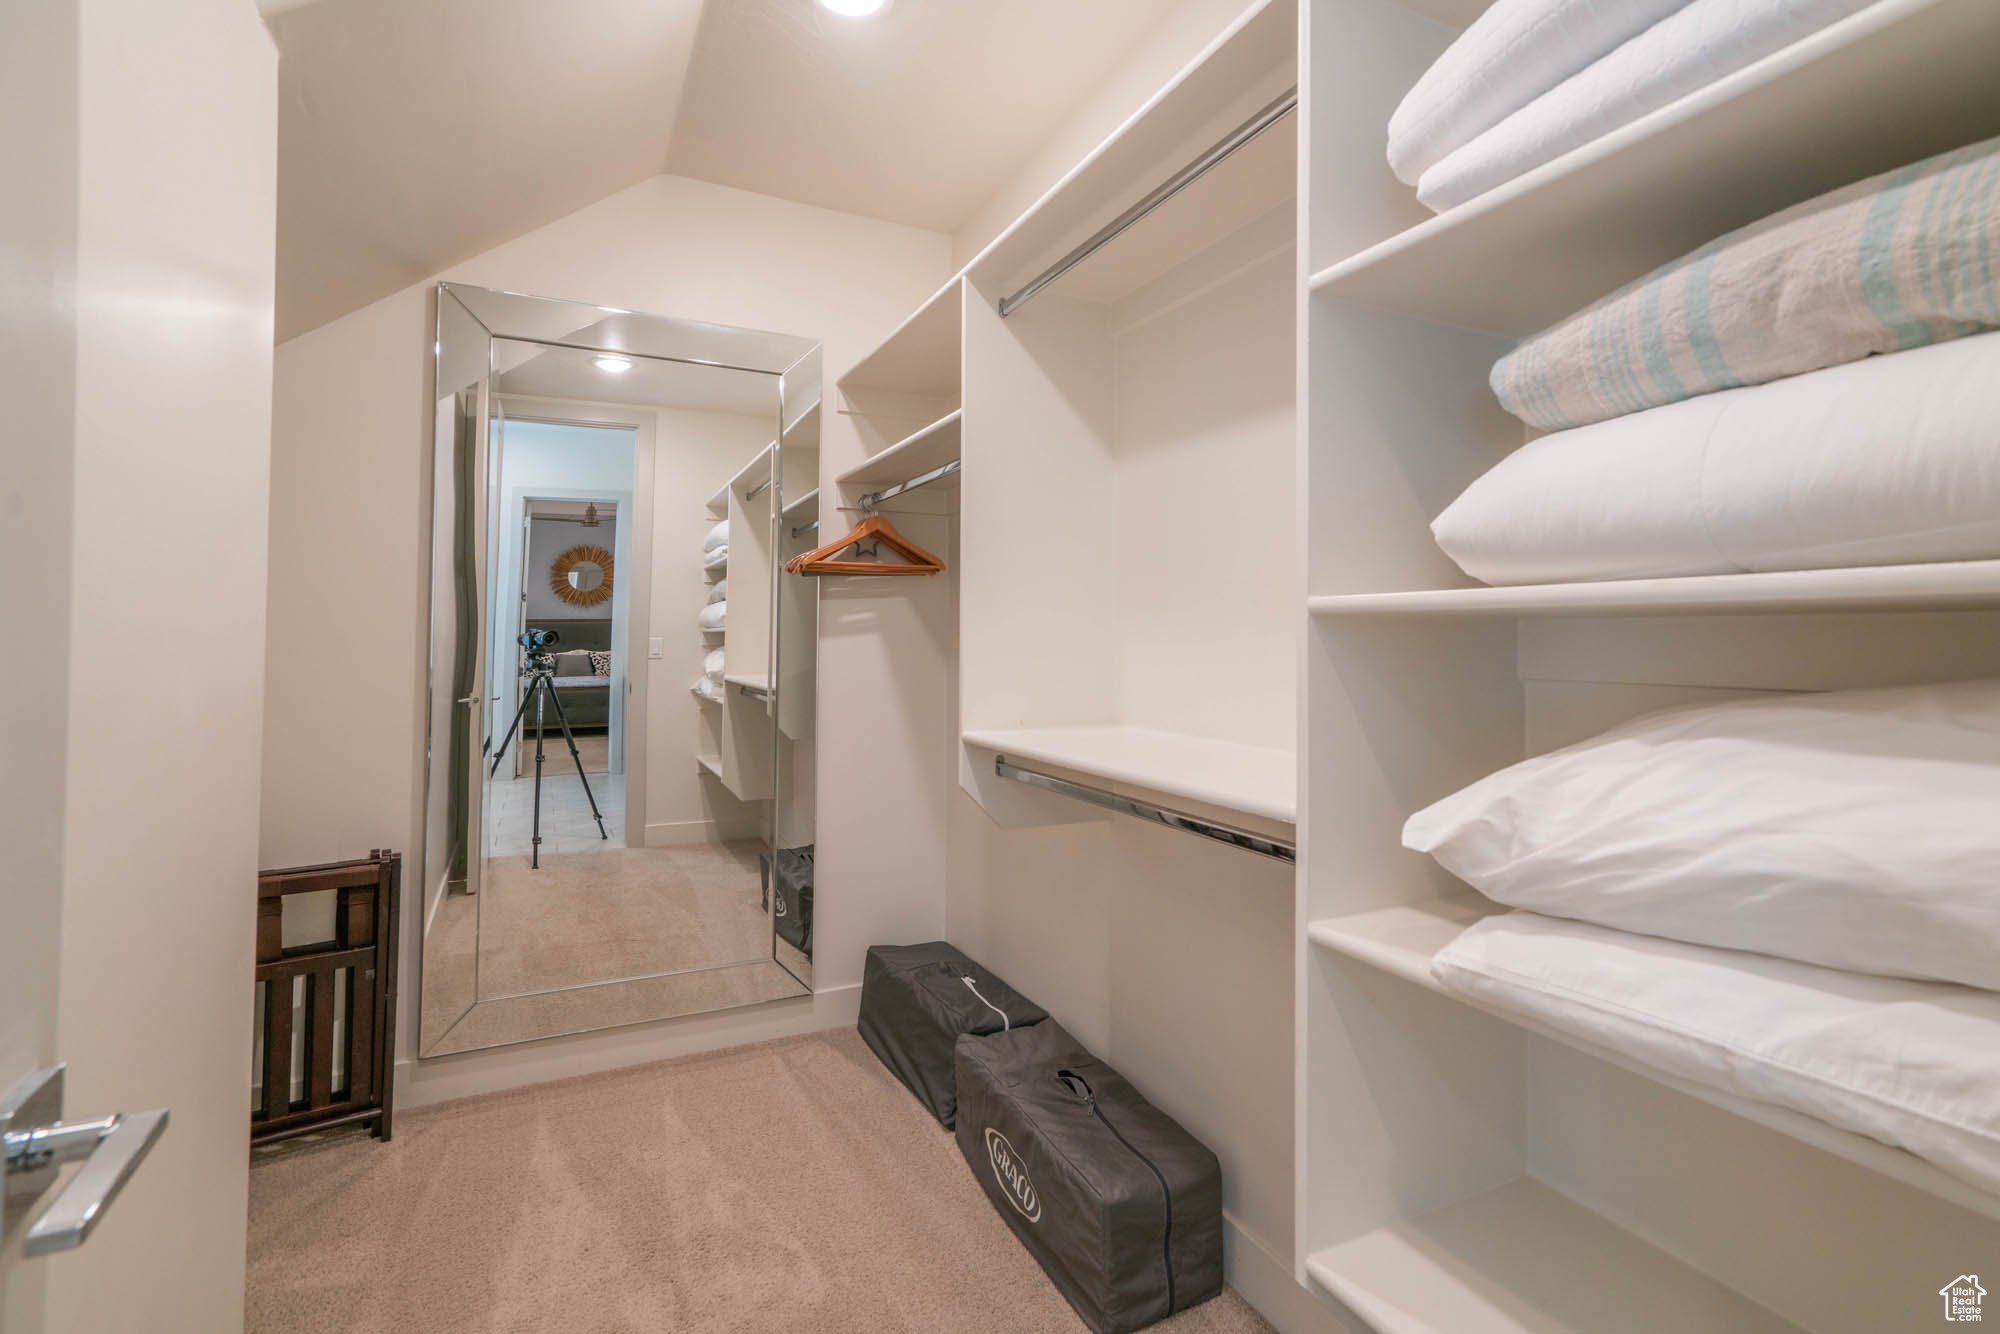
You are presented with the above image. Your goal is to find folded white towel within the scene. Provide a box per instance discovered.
[1418,0,1874,211]
[703,546,728,573]
[707,578,728,604]
[1387,0,1689,185]
[698,600,727,632]
[703,519,729,552]
[693,676,724,704]
[1433,329,2000,584]
[702,648,726,682]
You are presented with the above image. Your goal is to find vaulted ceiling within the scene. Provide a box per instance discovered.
[265,0,1185,341]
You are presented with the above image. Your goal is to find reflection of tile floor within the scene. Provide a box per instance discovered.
[485,771,624,858]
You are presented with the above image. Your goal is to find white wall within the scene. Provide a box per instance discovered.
[262,174,953,1102]
[18,2,275,1332]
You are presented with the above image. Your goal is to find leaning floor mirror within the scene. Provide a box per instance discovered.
[421,283,819,1056]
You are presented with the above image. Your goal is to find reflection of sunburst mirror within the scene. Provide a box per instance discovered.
[549,544,614,607]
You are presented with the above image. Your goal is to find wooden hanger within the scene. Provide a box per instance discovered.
[785,514,944,576]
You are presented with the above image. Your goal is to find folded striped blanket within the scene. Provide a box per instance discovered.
[1492,133,2000,431]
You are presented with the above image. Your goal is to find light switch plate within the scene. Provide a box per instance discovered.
[648,637,663,659]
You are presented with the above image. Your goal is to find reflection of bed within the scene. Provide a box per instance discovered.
[527,618,611,731]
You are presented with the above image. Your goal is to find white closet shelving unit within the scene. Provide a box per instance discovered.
[954,0,1300,836]
[701,440,775,803]
[1298,1,2000,1332]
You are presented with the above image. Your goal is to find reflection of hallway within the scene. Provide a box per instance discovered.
[485,768,624,856]
[476,842,771,998]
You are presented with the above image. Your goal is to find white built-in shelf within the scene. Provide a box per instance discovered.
[1307,0,2000,335]
[1304,1178,1805,1334]
[838,279,961,399]
[1309,898,2000,1222]
[705,442,776,517]
[690,686,719,706]
[724,672,771,697]
[782,487,819,523]
[1306,560,2000,618]
[966,0,1295,310]
[695,753,722,779]
[835,411,962,492]
[962,725,1295,826]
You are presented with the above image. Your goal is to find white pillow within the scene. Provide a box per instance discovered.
[1434,329,2000,585]
[698,600,726,632]
[702,648,725,682]
[703,545,729,573]
[703,519,729,552]
[1434,912,2000,1198]
[1404,679,2000,991]
[707,578,728,604]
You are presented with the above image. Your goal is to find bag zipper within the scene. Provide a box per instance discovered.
[961,975,1010,1031]
[1058,1070,1174,1315]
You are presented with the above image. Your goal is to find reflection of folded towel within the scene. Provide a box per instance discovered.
[704,546,728,572]
[707,578,728,604]
[703,648,726,682]
[703,519,729,551]
[1494,132,2000,429]
[698,600,727,631]
[1388,0,1689,186]
[1419,0,1873,212]
[693,676,724,704]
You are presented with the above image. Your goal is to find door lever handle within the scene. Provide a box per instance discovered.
[2,1066,169,1255]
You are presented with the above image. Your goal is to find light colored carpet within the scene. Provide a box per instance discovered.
[245,1030,1275,1334]
[476,842,770,998]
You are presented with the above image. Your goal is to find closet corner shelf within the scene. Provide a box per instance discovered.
[1305,0,2000,335]
[724,672,771,699]
[1309,898,2000,1223]
[706,443,776,517]
[835,410,963,491]
[690,686,719,705]
[1305,560,2000,618]
[782,487,819,523]
[961,725,1295,826]
[1304,1178,1806,1334]
[837,278,962,399]
[695,753,723,779]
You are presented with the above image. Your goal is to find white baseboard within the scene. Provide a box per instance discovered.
[395,982,860,1110]
[643,817,737,847]
[1225,1216,1356,1334]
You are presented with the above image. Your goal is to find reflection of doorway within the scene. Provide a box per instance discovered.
[482,415,643,861]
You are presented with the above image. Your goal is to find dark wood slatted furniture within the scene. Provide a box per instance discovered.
[252,850,400,1144]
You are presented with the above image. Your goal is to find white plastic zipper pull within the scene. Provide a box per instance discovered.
[962,975,1009,1031]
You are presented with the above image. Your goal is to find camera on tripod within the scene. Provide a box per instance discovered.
[518,626,560,674]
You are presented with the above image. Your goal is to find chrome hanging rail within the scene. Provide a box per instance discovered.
[858,458,960,513]
[790,519,819,539]
[744,477,773,503]
[997,85,1299,319]
[993,758,1295,863]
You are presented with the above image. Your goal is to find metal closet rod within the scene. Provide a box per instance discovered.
[791,519,819,539]
[998,85,1299,319]
[859,458,960,513]
[994,758,1296,864]
[744,477,773,502]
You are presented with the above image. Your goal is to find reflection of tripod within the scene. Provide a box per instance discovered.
[487,657,608,869]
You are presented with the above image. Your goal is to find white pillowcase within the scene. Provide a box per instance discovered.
[703,519,729,552]
[1434,329,2000,585]
[1434,912,2000,1198]
[704,545,729,573]
[698,601,726,632]
[1405,679,2000,990]
[702,648,726,683]
[707,578,728,605]
[1386,0,1689,186]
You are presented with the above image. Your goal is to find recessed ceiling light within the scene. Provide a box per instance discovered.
[594,355,633,374]
[817,0,889,16]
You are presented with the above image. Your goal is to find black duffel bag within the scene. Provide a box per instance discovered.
[955,1021,1223,1334]
[761,845,813,954]
[857,942,1047,1128]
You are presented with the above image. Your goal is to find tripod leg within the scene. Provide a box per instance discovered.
[488,685,535,778]
[529,682,548,869]
[544,683,610,840]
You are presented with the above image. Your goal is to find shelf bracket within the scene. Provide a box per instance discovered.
[994,758,1295,863]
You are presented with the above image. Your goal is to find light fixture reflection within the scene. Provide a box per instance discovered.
[817,0,890,15]
[594,355,633,374]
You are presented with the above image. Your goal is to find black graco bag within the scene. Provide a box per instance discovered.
[955,1022,1223,1334]
[760,845,814,954]
[857,942,1048,1128]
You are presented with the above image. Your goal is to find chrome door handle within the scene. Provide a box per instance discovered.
[2,1066,169,1255]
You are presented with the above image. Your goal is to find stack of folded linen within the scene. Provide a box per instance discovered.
[698,600,726,632]
[693,676,724,705]
[704,519,729,573]
[707,578,727,604]
[1431,133,2000,585]
[702,647,726,687]
[1390,0,1875,212]
[1404,679,2000,1195]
